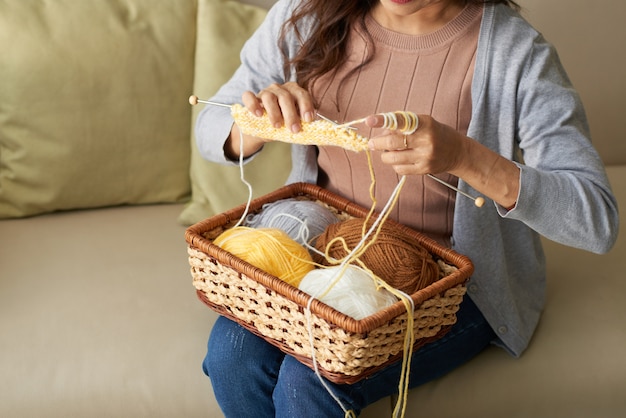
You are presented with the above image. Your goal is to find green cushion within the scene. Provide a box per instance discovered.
[178,0,292,226]
[0,0,195,218]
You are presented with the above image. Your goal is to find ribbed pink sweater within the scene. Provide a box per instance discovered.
[314,3,482,246]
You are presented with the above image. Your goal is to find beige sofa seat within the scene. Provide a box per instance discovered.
[0,204,212,417]
[1,166,623,418]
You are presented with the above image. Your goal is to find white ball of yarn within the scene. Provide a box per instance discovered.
[298,265,398,320]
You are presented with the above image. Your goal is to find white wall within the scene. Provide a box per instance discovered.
[242,0,626,165]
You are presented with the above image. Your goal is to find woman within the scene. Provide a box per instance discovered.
[195,0,619,416]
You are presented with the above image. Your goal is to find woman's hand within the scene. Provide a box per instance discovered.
[366,113,520,209]
[243,82,316,133]
[225,82,315,160]
[366,113,465,176]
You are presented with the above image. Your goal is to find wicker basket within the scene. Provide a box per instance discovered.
[186,182,473,384]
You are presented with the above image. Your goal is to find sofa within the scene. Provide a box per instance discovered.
[1,0,624,417]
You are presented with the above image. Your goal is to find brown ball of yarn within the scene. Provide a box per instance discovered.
[313,218,440,295]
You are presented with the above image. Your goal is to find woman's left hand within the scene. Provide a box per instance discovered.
[366,112,520,209]
[365,113,466,176]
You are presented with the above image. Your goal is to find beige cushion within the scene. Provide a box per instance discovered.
[0,0,195,218]
[178,0,292,226]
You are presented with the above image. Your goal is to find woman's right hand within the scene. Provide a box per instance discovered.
[243,82,316,134]
[226,82,315,160]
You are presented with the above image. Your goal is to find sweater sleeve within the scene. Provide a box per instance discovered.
[504,33,619,254]
[194,0,301,165]
[469,5,618,255]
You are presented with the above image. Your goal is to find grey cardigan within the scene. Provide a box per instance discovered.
[196,0,619,356]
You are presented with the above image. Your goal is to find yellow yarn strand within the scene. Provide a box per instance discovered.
[319,174,416,418]
[304,170,415,418]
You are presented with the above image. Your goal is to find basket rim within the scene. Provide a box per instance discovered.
[185,182,473,334]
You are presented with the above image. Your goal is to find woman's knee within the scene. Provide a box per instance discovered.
[204,317,254,376]
[203,316,284,379]
[274,356,361,417]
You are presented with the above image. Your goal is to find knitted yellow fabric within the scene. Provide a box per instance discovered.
[231,104,368,152]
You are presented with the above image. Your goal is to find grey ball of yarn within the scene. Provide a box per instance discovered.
[244,198,340,248]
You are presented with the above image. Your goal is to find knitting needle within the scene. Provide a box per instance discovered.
[427,174,485,207]
[190,96,348,128]
[334,118,369,130]
[315,113,358,130]
[189,95,231,108]
[334,115,485,207]
[189,95,485,207]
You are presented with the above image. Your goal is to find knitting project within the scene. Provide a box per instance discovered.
[231,104,369,152]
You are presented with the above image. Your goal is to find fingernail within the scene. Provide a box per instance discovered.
[368,139,375,150]
[291,123,301,133]
[274,122,282,129]
[303,112,313,123]
[255,109,264,117]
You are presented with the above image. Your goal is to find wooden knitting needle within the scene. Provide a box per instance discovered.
[189,95,484,207]
[190,96,351,134]
[335,114,485,207]
[190,95,340,125]
[427,174,485,207]
[189,95,231,108]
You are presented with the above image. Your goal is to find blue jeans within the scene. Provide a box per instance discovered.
[203,296,495,417]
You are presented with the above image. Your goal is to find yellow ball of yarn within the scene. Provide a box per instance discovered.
[213,227,314,287]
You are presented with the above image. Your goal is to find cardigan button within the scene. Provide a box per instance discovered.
[497,325,508,335]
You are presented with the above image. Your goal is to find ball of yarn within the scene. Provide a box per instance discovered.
[298,265,398,320]
[213,227,314,287]
[313,218,440,295]
[244,198,340,248]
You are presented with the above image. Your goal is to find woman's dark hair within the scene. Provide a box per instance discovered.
[280,0,519,94]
